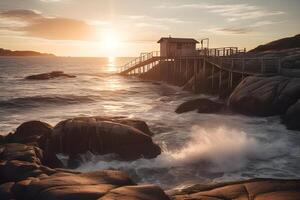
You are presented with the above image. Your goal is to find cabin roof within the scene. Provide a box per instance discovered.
[157,37,199,44]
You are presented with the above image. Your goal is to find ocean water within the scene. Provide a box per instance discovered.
[1,56,300,189]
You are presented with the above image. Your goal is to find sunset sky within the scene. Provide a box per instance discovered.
[0,0,299,57]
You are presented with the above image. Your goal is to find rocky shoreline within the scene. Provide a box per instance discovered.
[1,117,300,199]
[176,75,300,132]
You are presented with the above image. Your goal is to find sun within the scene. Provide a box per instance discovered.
[103,29,120,50]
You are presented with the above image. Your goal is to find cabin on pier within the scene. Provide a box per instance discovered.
[158,37,199,57]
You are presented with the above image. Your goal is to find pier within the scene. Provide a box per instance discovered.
[119,37,281,96]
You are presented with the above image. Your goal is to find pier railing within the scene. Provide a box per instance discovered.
[119,51,160,73]
[207,56,281,75]
[197,47,246,57]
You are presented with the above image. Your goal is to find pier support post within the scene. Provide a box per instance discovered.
[185,58,188,84]
[212,66,215,91]
[219,69,222,91]
[194,58,197,92]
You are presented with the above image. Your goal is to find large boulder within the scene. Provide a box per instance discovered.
[25,71,76,80]
[171,178,300,200]
[48,117,161,160]
[228,76,300,116]
[87,116,153,136]
[176,98,225,114]
[284,99,300,131]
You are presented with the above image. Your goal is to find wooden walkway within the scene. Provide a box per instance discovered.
[118,48,281,95]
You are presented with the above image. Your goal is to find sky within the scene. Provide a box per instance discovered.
[0,0,299,57]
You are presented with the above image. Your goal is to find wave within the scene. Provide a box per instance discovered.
[0,94,100,109]
[76,125,291,188]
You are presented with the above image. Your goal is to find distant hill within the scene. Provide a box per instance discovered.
[0,48,55,57]
[249,34,300,53]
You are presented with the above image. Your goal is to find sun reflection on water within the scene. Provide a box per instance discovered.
[107,56,117,72]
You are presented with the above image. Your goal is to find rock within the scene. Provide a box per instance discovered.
[0,142,63,170]
[228,76,300,116]
[3,121,63,168]
[249,34,300,53]
[67,154,84,169]
[6,121,53,147]
[0,143,43,165]
[284,99,300,131]
[25,71,76,80]
[48,117,161,160]
[0,160,48,183]
[21,170,135,200]
[88,116,153,136]
[171,178,300,200]
[0,135,5,144]
[100,185,170,200]
[175,98,225,114]
[0,182,15,200]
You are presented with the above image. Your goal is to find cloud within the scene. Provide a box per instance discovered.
[0,9,97,40]
[157,3,284,22]
[206,27,250,35]
[0,9,43,21]
[123,15,186,31]
[40,0,62,2]
[204,20,283,35]
[21,18,95,40]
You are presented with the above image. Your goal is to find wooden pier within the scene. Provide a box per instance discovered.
[119,40,281,97]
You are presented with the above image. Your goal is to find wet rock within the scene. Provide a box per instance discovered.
[49,117,161,160]
[21,170,134,200]
[0,182,15,200]
[228,76,300,116]
[100,185,170,200]
[6,121,53,147]
[67,154,83,169]
[284,99,300,131]
[0,160,42,183]
[171,178,300,200]
[175,98,225,114]
[0,135,5,144]
[25,71,76,80]
[90,116,153,136]
[0,143,43,164]
[0,142,62,169]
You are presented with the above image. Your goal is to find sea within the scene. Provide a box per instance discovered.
[0,56,300,189]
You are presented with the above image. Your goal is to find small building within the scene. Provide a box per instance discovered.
[157,37,199,57]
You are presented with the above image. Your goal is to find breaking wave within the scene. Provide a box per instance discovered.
[77,125,290,188]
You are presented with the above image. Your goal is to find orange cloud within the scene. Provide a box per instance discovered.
[0,9,97,41]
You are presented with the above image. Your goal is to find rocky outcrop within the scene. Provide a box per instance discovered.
[228,76,300,116]
[284,99,300,130]
[171,178,300,200]
[176,98,225,114]
[228,76,300,130]
[1,120,300,200]
[48,117,161,161]
[249,34,300,53]
[0,134,167,200]
[25,71,76,80]
[0,137,169,200]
